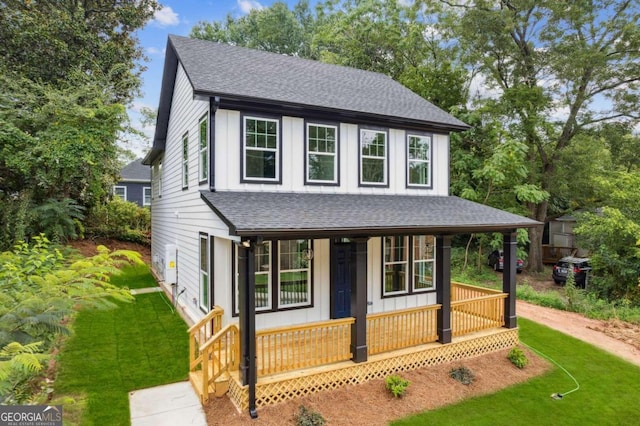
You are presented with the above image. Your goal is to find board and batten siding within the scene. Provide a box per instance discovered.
[151,64,232,324]
[214,111,450,195]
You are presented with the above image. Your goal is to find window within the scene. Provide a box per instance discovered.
[384,236,408,295]
[278,240,311,308]
[242,116,280,182]
[182,132,189,189]
[413,235,435,291]
[199,115,208,183]
[143,187,151,206]
[383,235,436,297]
[199,233,210,312]
[113,186,126,201]
[360,129,388,186]
[306,123,338,184]
[234,239,312,314]
[152,160,162,199]
[407,133,432,188]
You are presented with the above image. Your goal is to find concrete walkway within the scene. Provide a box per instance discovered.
[129,381,207,426]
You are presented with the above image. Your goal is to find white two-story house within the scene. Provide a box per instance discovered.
[143,35,538,416]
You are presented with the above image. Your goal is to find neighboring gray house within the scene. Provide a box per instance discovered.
[114,158,151,207]
[143,35,539,414]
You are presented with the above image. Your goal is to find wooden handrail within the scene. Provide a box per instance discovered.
[451,293,507,336]
[451,281,502,301]
[198,324,240,399]
[189,306,224,372]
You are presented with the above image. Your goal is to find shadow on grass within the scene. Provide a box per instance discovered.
[392,318,640,425]
[54,264,188,425]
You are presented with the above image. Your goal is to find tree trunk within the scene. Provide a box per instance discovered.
[527,200,548,272]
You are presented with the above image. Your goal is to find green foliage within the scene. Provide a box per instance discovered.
[507,347,529,369]
[0,235,140,403]
[385,374,410,398]
[295,405,326,426]
[31,198,85,243]
[449,366,475,385]
[85,198,151,244]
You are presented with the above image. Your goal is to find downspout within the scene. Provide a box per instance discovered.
[209,96,219,192]
[237,238,258,419]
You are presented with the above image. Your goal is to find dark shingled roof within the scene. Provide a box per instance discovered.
[120,158,150,182]
[144,35,468,164]
[200,191,540,238]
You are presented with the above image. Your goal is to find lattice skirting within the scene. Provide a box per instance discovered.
[227,327,518,411]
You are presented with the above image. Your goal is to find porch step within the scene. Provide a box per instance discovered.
[189,370,230,404]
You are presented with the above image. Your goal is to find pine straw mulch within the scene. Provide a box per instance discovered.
[205,347,550,425]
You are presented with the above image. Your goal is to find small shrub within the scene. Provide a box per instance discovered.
[295,405,325,426]
[385,374,410,398]
[508,346,529,369]
[449,366,475,385]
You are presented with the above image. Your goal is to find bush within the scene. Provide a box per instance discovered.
[508,347,529,369]
[449,366,475,385]
[385,374,410,398]
[295,405,325,426]
[85,198,150,244]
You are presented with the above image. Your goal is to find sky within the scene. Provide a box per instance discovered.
[128,1,315,155]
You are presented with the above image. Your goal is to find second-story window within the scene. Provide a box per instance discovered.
[182,132,189,189]
[360,128,388,186]
[199,114,208,183]
[243,116,280,183]
[407,133,432,188]
[306,123,338,185]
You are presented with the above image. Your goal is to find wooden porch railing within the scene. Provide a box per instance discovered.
[367,305,441,355]
[451,281,503,301]
[197,323,239,403]
[188,305,224,371]
[256,317,354,376]
[451,294,507,336]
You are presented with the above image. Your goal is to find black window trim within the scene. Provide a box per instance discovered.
[358,125,390,188]
[304,119,341,187]
[381,235,437,299]
[240,113,283,185]
[198,113,209,185]
[405,130,434,190]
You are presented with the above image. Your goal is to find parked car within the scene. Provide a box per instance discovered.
[487,250,524,273]
[552,257,591,288]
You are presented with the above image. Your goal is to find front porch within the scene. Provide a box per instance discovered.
[188,282,515,411]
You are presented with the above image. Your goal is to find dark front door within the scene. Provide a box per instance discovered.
[332,242,351,318]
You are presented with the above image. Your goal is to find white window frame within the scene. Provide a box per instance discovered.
[242,116,280,183]
[383,236,408,296]
[152,160,162,199]
[199,114,208,183]
[407,133,432,188]
[113,186,126,201]
[277,240,312,308]
[182,132,189,189]
[143,187,151,206]
[359,128,388,186]
[412,235,436,292]
[199,233,210,312]
[306,123,338,185]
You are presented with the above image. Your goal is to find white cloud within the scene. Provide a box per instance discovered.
[146,46,164,56]
[153,6,179,26]
[237,0,263,14]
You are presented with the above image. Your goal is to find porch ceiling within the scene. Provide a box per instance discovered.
[200,191,540,239]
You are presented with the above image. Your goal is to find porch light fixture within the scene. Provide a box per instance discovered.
[302,248,314,261]
[241,239,251,248]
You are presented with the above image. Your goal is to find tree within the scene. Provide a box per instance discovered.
[0,0,160,103]
[436,0,640,271]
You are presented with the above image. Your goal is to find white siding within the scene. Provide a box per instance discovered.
[214,111,450,195]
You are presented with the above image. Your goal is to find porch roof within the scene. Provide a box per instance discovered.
[200,191,540,239]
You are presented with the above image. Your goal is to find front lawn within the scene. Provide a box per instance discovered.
[392,318,640,425]
[52,264,189,425]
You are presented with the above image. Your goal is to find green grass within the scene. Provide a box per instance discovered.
[53,264,188,425]
[392,318,640,425]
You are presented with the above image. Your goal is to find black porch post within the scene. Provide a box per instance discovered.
[237,240,258,419]
[350,237,369,362]
[503,231,518,329]
[436,235,452,344]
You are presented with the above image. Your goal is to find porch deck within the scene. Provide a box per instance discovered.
[188,282,513,411]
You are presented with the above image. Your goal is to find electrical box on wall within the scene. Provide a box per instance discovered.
[164,244,177,284]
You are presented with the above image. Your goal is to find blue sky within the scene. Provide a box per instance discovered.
[129,1,315,154]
